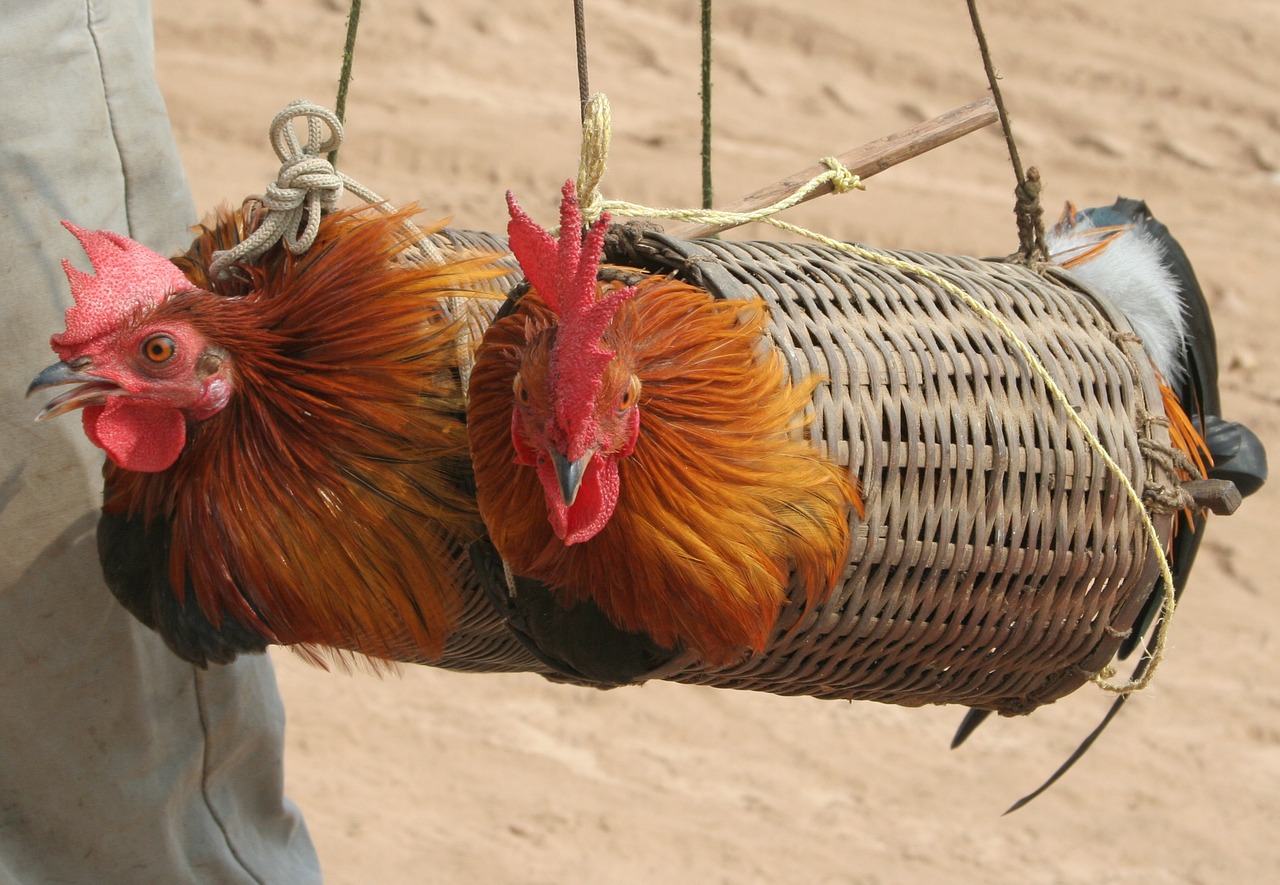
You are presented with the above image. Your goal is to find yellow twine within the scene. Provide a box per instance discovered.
[574,94,1175,696]
[577,94,864,227]
[577,93,612,223]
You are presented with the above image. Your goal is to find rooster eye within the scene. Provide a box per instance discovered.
[142,335,176,363]
[618,376,641,410]
[513,374,530,405]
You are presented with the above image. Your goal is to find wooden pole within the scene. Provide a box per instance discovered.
[664,97,999,240]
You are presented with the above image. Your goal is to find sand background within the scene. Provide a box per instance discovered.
[150,1,1279,882]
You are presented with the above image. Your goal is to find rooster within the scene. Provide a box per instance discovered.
[467,182,863,671]
[27,204,520,668]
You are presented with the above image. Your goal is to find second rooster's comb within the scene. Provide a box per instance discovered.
[504,180,635,325]
[505,181,638,442]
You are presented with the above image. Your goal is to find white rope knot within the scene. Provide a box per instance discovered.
[209,100,445,280]
[260,103,348,252]
[209,102,344,278]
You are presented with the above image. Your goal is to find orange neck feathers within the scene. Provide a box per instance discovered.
[469,276,862,666]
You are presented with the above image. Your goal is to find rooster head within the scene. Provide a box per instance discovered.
[27,222,233,473]
[505,182,640,545]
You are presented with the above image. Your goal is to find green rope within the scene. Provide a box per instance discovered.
[328,0,363,167]
[574,0,591,121]
[700,0,714,211]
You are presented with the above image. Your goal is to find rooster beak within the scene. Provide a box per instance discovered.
[549,448,593,507]
[27,360,118,421]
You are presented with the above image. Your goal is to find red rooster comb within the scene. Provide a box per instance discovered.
[506,182,637,450]
[52,222,192,356]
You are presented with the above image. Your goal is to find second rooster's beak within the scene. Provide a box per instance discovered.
[27,360,118,420]
[549,448,592,507]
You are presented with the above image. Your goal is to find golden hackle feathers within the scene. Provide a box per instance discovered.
[104,204,510,663]
[469,274,862,665]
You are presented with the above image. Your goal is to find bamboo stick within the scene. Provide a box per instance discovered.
[664,97,998,240]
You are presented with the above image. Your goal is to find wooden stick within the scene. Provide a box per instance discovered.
[664,97,998,240]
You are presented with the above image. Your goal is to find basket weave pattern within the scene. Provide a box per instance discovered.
[600,231,1178,714]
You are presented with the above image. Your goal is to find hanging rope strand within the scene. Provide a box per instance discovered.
[328,0,364,167]
[573,0,591,122]
[700,0,714,210]
[966,0,1047,261]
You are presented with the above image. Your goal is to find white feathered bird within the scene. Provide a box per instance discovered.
[1047,201,1188,386]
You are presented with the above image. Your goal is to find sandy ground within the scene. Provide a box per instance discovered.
[151,1,1279,882]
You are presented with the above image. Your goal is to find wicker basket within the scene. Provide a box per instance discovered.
[386,227,551,674]
[478,226,1193,715]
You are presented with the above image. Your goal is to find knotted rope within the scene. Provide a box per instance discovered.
[208,100,444,279]
[572,92,1178,696]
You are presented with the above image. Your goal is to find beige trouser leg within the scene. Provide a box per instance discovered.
[0,1,321,882]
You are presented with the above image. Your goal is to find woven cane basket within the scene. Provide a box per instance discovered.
[480,226,1192,715]
[371,227,557,674]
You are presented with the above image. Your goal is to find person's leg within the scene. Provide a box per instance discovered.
[0,2,320,882]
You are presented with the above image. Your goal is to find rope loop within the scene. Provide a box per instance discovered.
[269,100,345,166]
[577,93,612,225]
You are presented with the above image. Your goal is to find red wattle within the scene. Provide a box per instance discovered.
[84,399,186,472]
[536,454,619,545]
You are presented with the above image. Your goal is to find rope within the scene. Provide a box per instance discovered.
[1138,435,1198,512]
[966,0,1048,262]
[572,98,1175,696]
[573,0,591,121]
[700,0,714,210]
[577,94,612,224]
[328,0,364,166]
[1013,166,1046,262]
[596,157,862,225]
[208,100,445,279]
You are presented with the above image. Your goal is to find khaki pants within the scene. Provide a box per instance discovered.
[0,1,321,882]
